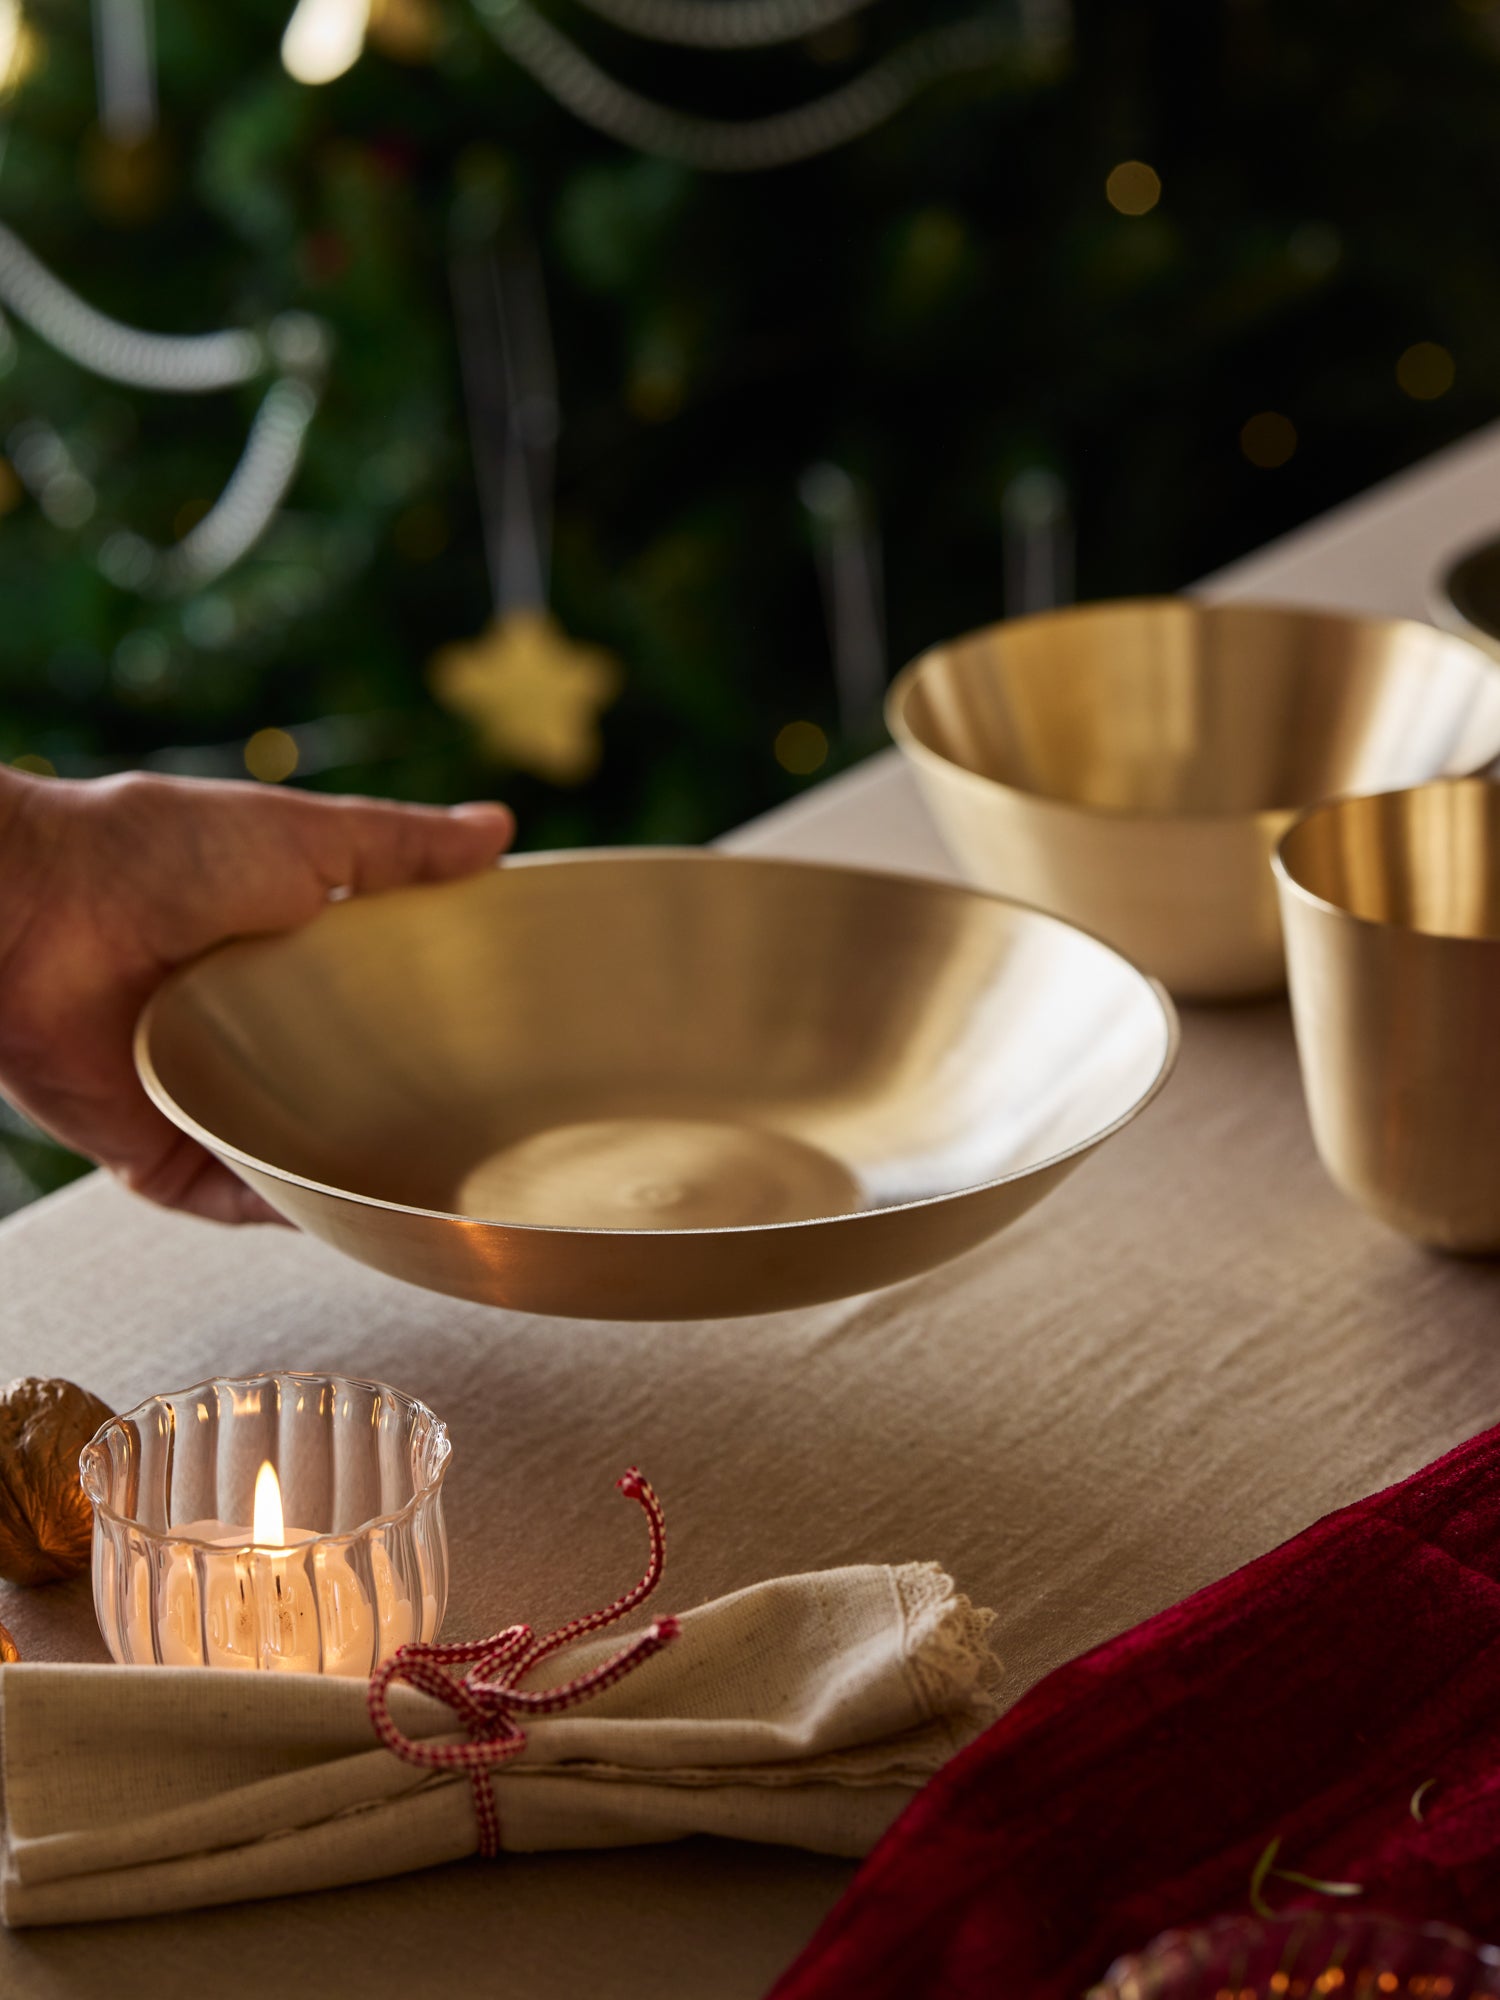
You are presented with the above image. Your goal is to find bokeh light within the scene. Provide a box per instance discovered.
[10,753,55,776]
[244,727,300,783]
[1396,341,1455,401]
[281,0,369,84]
[1106,161,1161,217]
[1240,411,1298,469]
[774,721,828,775]
[0,1,42,97]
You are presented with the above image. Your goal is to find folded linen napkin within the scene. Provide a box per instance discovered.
[0,1561,998,1927]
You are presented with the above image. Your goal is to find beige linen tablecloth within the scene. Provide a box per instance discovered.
[4,423,1500,1997]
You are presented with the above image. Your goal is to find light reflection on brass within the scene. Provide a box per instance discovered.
[888,599,1500,1000]
[1275,779,1500,1251]
[135,852,1177,1321]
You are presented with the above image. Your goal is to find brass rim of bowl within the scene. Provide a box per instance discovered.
[134,848,1181,1241]
[81,1369,452,1553]
[887,596,1500,826]
[1271,775,1500,947]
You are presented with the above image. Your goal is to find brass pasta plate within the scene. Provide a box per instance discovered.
[135,851,1177,1320]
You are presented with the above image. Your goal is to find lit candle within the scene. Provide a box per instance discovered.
[124,1462,426,1675]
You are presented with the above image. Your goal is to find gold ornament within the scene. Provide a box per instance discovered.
[0,1377,113,1585]
[430,609,620,786]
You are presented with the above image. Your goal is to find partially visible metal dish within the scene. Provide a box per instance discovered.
[136,851,1177,1321]
[889,598,1500,999]
[1275,776,1500,1251]
[1090,1911,1500,1999]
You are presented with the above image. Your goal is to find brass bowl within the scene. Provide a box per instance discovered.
[888,598,1500,1000]
[135,851,1177,1321]
[1274,778,1500,1251]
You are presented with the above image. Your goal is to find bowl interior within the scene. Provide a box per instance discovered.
[895,600,1500,816]
[1277,777,1500,940]
[139,853,1174,1235]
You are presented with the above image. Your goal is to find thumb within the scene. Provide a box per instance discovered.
[219,794,518,933]
[101,779,519,962]
[312,797,516,898]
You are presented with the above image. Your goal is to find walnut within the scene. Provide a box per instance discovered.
[0,1378,113,1584]
[0,1620,17,1662]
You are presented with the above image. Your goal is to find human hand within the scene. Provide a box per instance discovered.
[0,769,514,1223]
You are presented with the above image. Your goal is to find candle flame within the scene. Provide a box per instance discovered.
[253,1460,285,1546]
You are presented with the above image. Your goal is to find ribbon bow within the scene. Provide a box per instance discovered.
[367,1468,678,1857]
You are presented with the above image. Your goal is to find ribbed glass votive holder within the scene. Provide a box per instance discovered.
[80,1372,450,1674]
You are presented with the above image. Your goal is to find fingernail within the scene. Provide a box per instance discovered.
[452,801,514,836]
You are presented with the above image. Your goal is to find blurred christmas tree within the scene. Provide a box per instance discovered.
[3,0,1500,1210]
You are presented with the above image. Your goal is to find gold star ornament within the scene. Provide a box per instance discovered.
[429,609,621,786]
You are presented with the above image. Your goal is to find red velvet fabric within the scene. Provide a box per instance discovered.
[769,1425,1500,1999]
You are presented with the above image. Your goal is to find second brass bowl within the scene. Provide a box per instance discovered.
[135,851,1177,1321]
[1275,777,1500,1252]
[888,598,1500,999]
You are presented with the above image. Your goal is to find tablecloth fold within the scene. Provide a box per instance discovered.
[0,1560,997,1926]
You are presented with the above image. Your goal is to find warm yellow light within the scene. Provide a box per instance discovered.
[7,20,40,89]
[775,720,829,776]
[245,726,299,783]
[1240,410,1297,470]
[0,1,17,84]
[253,1460,285,1545]
[1105,160,1161,217]
[0,1,41,97]
[1396,341,1455,401]
[281,0,370,85]
[10,752,55,777]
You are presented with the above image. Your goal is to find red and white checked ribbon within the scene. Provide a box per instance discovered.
[367,1469,677,1858]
